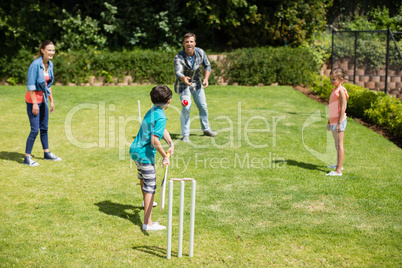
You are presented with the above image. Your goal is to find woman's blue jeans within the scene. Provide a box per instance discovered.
[25,102,49,154]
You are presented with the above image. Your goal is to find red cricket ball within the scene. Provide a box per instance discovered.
[181,99,189,107]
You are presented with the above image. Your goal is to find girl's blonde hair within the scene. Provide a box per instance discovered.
[330,67,345,80]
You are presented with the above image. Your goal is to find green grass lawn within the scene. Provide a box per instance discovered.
[1,85,401,267]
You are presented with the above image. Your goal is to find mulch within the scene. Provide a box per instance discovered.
[293,86,402,149]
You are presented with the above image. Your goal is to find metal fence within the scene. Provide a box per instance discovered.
[331,29,402,94]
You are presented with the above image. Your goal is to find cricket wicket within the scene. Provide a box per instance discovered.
[166,178,196,259]
[137,100,141,125]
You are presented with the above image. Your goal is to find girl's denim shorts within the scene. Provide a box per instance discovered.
[330,118,347,131]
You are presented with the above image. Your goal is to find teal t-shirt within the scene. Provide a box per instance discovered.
[129,106,167,164]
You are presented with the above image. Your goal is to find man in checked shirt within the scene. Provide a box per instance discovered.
[174,33,218,143]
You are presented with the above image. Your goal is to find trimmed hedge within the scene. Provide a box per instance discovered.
[311,74,402,138]
[224,47,320,86]
[1,47,318,86]
[52,49,177,84]
[0,48,219,85]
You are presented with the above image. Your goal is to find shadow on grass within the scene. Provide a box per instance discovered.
[283,111,322,116]
[132,133,198,140]
[94,200,148,234]
[276,159,327,172]
[132,245,167,258]
[0,151,25,164]
[169,133,182,140]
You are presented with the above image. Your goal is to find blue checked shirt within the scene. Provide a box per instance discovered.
[174,47,211,94]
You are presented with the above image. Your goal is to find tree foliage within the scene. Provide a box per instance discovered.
[259,0,332,46]
[185,0,332,48]
[339,6,402,31]
[0,0,400,57]
[55,9,107,51]
[0,0,333,54]
[327,0,401,27]
[0,0,59,54]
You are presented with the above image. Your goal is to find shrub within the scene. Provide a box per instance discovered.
[365,95,402,138]
[344,83,382,119]
[6,77,18,86]
[52,49,178,84]
[225,47,277,86]
[55,9,107,51]
[275,47,320,85]
[300,33,332,67]
[225,47,319,86]
[0,49,33,84]
[310,73,332,100]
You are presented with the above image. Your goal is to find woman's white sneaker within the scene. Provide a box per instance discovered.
[44,152,62,161]
[23,156,39,167]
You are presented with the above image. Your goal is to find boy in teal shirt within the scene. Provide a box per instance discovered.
[130,85,174,231]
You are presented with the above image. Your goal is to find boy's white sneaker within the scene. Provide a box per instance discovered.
[142,223,166,231]
[142,201,157,207]
[327,164,343,170]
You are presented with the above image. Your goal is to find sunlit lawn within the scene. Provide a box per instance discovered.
[1,85,401,267]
